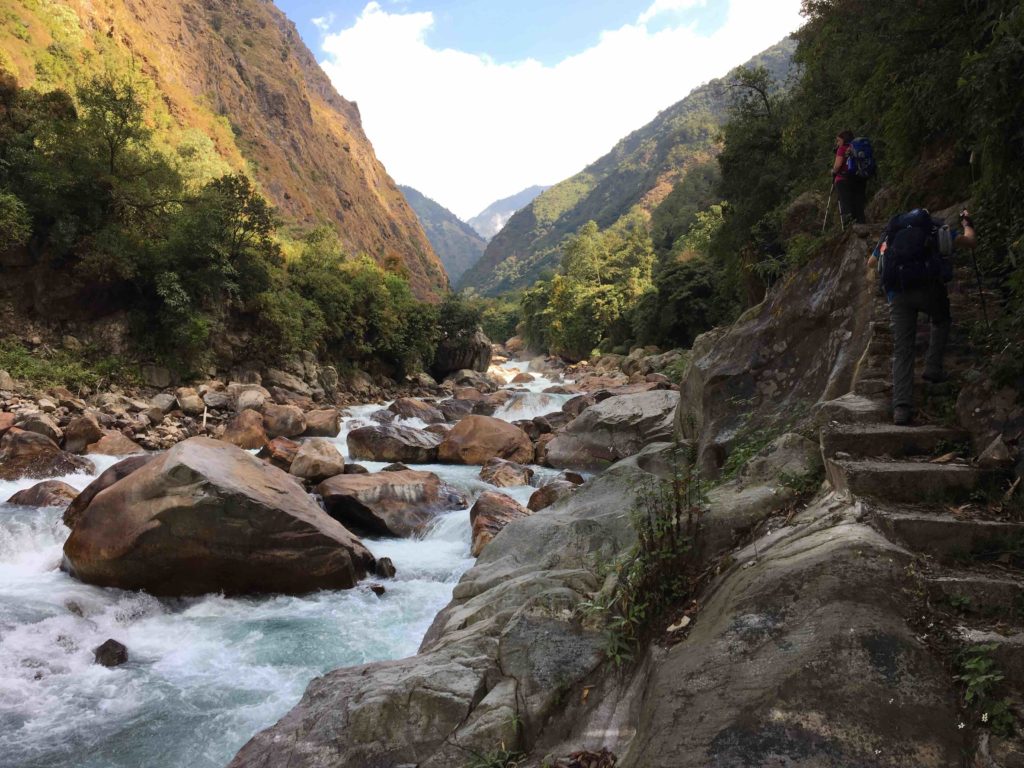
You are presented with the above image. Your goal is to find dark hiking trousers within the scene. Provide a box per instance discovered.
[837,177,867,224]
[890,281,952,410]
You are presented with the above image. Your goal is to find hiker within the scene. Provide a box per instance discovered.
[832,130,867,225]
[868,208,978,425]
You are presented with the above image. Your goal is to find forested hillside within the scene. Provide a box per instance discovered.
[459,40,796,295]
[398,186,486,284]
[0,0,446,299]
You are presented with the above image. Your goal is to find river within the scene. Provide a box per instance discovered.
[0,360,569,768]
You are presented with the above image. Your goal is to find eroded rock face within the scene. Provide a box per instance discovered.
[63,437,373,596]
[546,391,680,471]
[6,480,79,508]
[620,504,962,768]
[318,470,467,537]
[469,491,531,556]
[433,328,493,378]
[347,425,442,464]
[0,428,94,481]
[437,415,533,465]
[676,228,876,477]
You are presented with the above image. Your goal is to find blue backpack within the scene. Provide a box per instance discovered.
[879,209,953,293]
[846,137,877,178]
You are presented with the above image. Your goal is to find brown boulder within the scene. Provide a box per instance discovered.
[175,388,205,417]
[534,433,556,466]
[7,480,79,508]
[453,387,484,402]
[469,491,531,556]
[437,415,534,465]
[63,455,155,529]
[388,397,445,424]
[221,410,268,450]
[302,409,341,438]
[258,437,301,470]
[86,430,144,457]
[0,429,94,481]
[0,411,15,438]
[479,458,534,488]
[290,438,345,483]
[347,425,442,464]
[318,470,467,537]
[262,404,307,439]
[14,411,63,443]
[64,413,104,453]
[439,398,473,422]
[63,437,373,596]
[527,479,577,512]
[511,372,535,384]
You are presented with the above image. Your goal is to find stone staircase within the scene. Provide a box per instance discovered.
[817,264,1023,762]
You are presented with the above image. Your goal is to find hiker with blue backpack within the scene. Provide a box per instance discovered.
[831,130,875,225]
[868,208,978,425]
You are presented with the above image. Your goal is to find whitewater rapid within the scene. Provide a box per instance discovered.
[0,361,566,768]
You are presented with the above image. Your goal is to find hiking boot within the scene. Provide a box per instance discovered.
[922,370,949,384]
[893,405,914,426]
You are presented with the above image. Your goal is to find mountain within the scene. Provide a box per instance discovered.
[0,0,447,299]
[467,185,550,241]
[458,39,796,295]
[398,186,486,285]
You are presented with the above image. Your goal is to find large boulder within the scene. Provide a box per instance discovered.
[433,328,493,379]
[347,425,442,464]
[14,411,62,443]
[220,410,269,450]
[0,429,94,481]
[63,455,155,529]
[469,491,531,557]
[64,412,104,453]
[302,409,342,438]
[479,458,534,488]
[290,438,345,483]
[317,470,467,537]
[7,480,79,508]
[545,391,680,471]
[527,479,577,511]
[388,397,445,424]
[261,404,307,439]
[63,437,374,595]
[437,415,534,465]
[258,437,301,470]
[86,430,144,456]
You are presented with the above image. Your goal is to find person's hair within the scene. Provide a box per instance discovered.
[837,129,855,144]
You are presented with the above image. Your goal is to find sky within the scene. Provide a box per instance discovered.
[276,0,805,220]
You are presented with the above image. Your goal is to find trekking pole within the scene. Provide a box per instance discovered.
[822,182,834,235]
[968,249,991,333]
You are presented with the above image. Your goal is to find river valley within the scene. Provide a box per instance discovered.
[0,360,568,768]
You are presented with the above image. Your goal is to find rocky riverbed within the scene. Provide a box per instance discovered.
[0,350,684,767]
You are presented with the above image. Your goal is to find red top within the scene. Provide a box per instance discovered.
[834,143,851,183]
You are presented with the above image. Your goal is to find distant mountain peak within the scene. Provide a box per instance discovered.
[468,185,551,241]
[399,186,487,285]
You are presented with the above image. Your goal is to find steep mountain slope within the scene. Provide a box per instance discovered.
[459,39,795,295]
[467,185,550,241]
[0,0,447,299]
[398,185,486,284]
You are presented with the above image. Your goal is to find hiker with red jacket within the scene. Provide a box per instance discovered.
[832,130,867,225]
[867,209,978,425]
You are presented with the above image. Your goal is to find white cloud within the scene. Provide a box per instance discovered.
[319,0,804,219]
[311,13,335,31]
[638,0,707,25]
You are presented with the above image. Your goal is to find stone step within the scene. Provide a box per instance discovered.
[853,378,891,397]
[812,394,889,428]
[956,626,1024,692]
[926,570,1024,619]
[828,459,997,503]
[871,508,1024,564]
[822,424,969,461]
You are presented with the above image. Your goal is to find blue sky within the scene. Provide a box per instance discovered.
[274,1,803,219]
[279,0,728,66]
